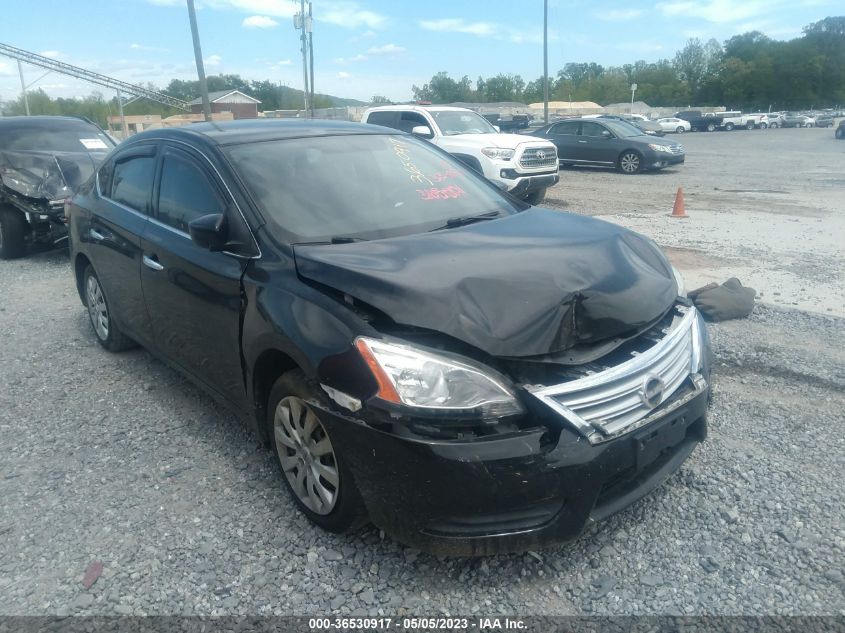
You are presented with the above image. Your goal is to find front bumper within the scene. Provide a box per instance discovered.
[645,152,685,170]
[314,372,709,556]
[506,172,560,197]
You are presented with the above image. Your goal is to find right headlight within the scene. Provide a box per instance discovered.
[355,337,524,419]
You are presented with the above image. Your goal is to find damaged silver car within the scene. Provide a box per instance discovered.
[0,116,115,259]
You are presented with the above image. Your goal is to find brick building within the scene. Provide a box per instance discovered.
[189,90,260,119]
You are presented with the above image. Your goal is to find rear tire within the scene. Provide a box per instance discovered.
[760,123,768,129]
[618,151,642,174]
[0,206,27,260]
[770,122,778,129]
[676,126,685,134]
[745,121,754,130]
[836,127,845,139]
[523,189,546,205]
[724,122,735,131]
[268,369,366,533]
[706,123,716,132]
[83,265,136,352]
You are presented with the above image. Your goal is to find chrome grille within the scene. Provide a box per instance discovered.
[668,144,684,155]
[527,306,702,444]
[519,146,557,169]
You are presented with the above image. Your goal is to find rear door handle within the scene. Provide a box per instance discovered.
[89,228,106,241]
[143,254,164,271]
[577,140,588,144]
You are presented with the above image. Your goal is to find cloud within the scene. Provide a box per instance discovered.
[39,50,63,59]
[129,43,169,52]
[321,2,386,29]
[656,0,773,23]
[337,71,352,79]
[334,53,369,64]
[242,14,279,28]
[0,61,15,77]
[418,18,547,44]
[420,18,497,36]
[204,54,223,67]
[597,9,642,21]
[366,43,406,55]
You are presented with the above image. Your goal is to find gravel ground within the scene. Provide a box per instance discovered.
[1,247,843,617]
[544,126,845,316]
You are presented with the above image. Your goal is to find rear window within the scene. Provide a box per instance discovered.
[226,134,520,242]
[0,121,114,153]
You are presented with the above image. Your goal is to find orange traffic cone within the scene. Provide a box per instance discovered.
[669,187,688,218]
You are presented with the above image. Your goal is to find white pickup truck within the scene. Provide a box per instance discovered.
[719,111,766,131]
[361,105,559,204]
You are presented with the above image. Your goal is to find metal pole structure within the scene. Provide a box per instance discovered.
[17,60,30,116]
[116,88,128,139]
[298,0,309,116]
[543,0,549,124]
[308,1,315,119]
[187,0,211,121]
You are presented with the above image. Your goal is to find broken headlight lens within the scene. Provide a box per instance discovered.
[355,337,524,418]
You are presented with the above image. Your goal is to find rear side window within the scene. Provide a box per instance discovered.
[580,122,606,137]
[157,154,225,233]
[397,111,429,133]
[551,121,578,134]
[110,156,155,213]
[365,111,396,128]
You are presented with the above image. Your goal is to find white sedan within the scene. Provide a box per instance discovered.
[657,117,692,133]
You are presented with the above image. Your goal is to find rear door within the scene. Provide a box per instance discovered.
[88,143,157,344]
[545,121,580,161]
[139,143,251,405]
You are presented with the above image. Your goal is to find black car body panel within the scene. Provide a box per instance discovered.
[67,120,709,555]
[294,208,677,358]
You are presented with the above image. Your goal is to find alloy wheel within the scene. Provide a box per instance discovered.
[620,152,640,173]
[85,275,109,340]
[274,396,339,515]
[676,127,685,133]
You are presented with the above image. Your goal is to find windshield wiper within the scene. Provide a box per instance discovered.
[429,210,501,232]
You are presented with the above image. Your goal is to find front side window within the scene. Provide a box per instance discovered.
[110,155,156,213]
[550,121,578,134]
[226,134,521,242]
[580,122,607,137]
[365,111,396,128]
[157,154,225,233]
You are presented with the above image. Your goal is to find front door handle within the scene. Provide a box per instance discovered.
[89,228,106,241]
[577,140,588,144]
[143,254,164,271]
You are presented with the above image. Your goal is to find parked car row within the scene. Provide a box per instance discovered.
[3,112,711,555]
[674,109,838,131]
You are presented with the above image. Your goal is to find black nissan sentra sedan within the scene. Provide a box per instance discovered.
[67,120,711,555]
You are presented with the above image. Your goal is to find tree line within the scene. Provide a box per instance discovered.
[412,17,845,110]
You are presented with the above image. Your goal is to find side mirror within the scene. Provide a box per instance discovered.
[601,130,612,138]
[411,125,434,139]
[189,213,228,251]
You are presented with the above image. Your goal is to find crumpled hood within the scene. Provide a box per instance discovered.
[0,149,105,200]
[294,208,678,358]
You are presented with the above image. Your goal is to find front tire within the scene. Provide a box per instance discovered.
[83,265,135,352]
[836,127,845,139]
[706,123,716,132]
[770,122,778,129]
[0,206,27,260]
[724,122,735,131]
[268,370,366,533]
[523,188,546,205]
[745,121,754,130]
[618,151,642,174]
[760,122,768,129]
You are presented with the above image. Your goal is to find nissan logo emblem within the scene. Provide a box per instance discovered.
[640,375,665,409]
[536,150,546,160]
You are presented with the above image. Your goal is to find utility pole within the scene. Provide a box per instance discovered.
[116,88,128,139]
[17,60,30,116]
[630,83,637,113]
[308,1,315,119]
[295,0,310,116]
[187,0,211,121]
[543,0,549,124]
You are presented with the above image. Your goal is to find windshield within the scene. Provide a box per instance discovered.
[602,120,646,138]
[226,133,520,242]
[430,111,498,135]
[0,121,115,153]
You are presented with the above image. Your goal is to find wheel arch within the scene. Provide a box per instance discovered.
[450,153,484,174]
[252,348,300,445]
[74,253,93,303]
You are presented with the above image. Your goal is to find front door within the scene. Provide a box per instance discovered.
[139,144,248,406]
[577,121,618,165]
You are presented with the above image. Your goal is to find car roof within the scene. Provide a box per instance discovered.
[365,105,471,113]
[124,118,390,148]
[0,115,101,129]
